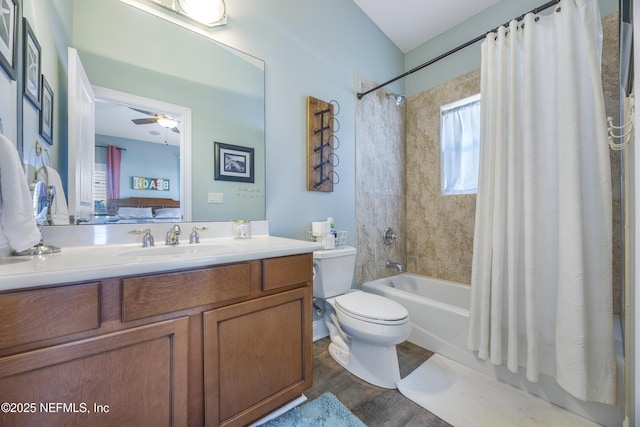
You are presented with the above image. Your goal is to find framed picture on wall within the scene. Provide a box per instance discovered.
[214,142,255,183]
[0,0,18,80]
[23,18,41,109]
[40,75,53,144]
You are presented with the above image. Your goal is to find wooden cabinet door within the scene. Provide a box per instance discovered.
[0,318,188,427]
[204,286,312,427]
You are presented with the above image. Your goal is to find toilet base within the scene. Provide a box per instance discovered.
[328,339,402,389]
[321,295,408,389]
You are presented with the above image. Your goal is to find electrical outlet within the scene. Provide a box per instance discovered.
[208,192,224,204]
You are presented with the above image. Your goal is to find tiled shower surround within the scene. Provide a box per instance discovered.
[355,75,406,286]
[356,12,622,314]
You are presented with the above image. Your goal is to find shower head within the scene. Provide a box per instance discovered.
[386,93,406,106]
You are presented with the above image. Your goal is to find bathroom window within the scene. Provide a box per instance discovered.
[440,93,480,195]
[94,166,107,213]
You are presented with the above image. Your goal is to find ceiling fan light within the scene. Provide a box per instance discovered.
[157,117,178,129]
[177,0,226,26]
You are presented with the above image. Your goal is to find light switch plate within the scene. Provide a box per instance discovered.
[208,192,224,203]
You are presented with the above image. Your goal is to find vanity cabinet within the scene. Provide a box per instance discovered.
[0,252,313,427]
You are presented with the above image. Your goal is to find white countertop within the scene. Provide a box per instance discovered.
[0,221,322,292]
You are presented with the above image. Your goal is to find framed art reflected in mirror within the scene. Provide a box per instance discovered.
[214,142,254,183]
[40,75,53,144]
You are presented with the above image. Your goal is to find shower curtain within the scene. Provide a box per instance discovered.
[467,0,616,404]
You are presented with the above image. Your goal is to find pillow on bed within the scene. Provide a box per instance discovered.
[117,207,154,219]
[154,208,181,219]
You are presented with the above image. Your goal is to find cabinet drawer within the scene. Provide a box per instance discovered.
[262,253,313,291]
[122,263,252,321]
[0,283,100,349]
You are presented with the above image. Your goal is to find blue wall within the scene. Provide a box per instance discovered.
[209,0,405,240]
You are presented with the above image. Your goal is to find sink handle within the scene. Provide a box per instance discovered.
[190,227,208,244]
[129,228,155,247]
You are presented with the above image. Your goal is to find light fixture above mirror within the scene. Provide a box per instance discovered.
[176,0,226,26]
[122,0,227,29]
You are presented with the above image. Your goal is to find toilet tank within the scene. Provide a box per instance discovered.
[312,245,357,298]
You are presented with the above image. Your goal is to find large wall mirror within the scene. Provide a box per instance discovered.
[22,0,265,225]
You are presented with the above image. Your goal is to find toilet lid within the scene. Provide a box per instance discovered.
[334,292,408,323]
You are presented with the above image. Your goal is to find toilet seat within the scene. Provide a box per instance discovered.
[334,291,408,325]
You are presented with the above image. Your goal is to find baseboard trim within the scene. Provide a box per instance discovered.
[249,395,307,426]
[313,319,329,342]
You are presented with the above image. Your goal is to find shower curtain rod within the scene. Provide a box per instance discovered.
[356,0,560,100]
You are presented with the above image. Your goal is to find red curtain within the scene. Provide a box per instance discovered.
[106,145,121,200]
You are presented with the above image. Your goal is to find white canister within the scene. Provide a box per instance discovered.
[312,221,330,235]
[233,220,251,239]
[322,233,335,250]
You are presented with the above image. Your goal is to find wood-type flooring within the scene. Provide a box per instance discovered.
[304,337,453,426]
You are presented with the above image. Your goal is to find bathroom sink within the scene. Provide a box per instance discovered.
[0,257,31,265]
[120,243,232,258]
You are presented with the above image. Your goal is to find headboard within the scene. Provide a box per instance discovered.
[107,197,180,215]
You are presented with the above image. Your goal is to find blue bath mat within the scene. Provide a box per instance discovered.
[260,392,366,427]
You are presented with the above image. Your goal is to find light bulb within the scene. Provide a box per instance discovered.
[157,117,178,129]
[177,0,226,26]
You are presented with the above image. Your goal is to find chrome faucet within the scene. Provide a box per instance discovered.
[386,260,404,273]
[166,224,181,245]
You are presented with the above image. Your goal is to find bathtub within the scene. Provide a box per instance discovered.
[362,273,624,427]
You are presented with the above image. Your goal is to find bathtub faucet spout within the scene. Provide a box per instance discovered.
[386,260,403,273]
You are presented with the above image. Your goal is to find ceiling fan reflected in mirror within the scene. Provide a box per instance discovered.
[130,108,180,133]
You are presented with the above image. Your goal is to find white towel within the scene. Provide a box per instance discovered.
[37,166,70,225]
[0,134,41,252]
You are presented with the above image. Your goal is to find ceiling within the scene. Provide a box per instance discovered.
[352,0,500,53]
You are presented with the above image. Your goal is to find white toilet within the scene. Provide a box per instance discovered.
[313,246,411,389]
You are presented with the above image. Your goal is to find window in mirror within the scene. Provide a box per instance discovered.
[94,169,107,213]
[440,93,480,195]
